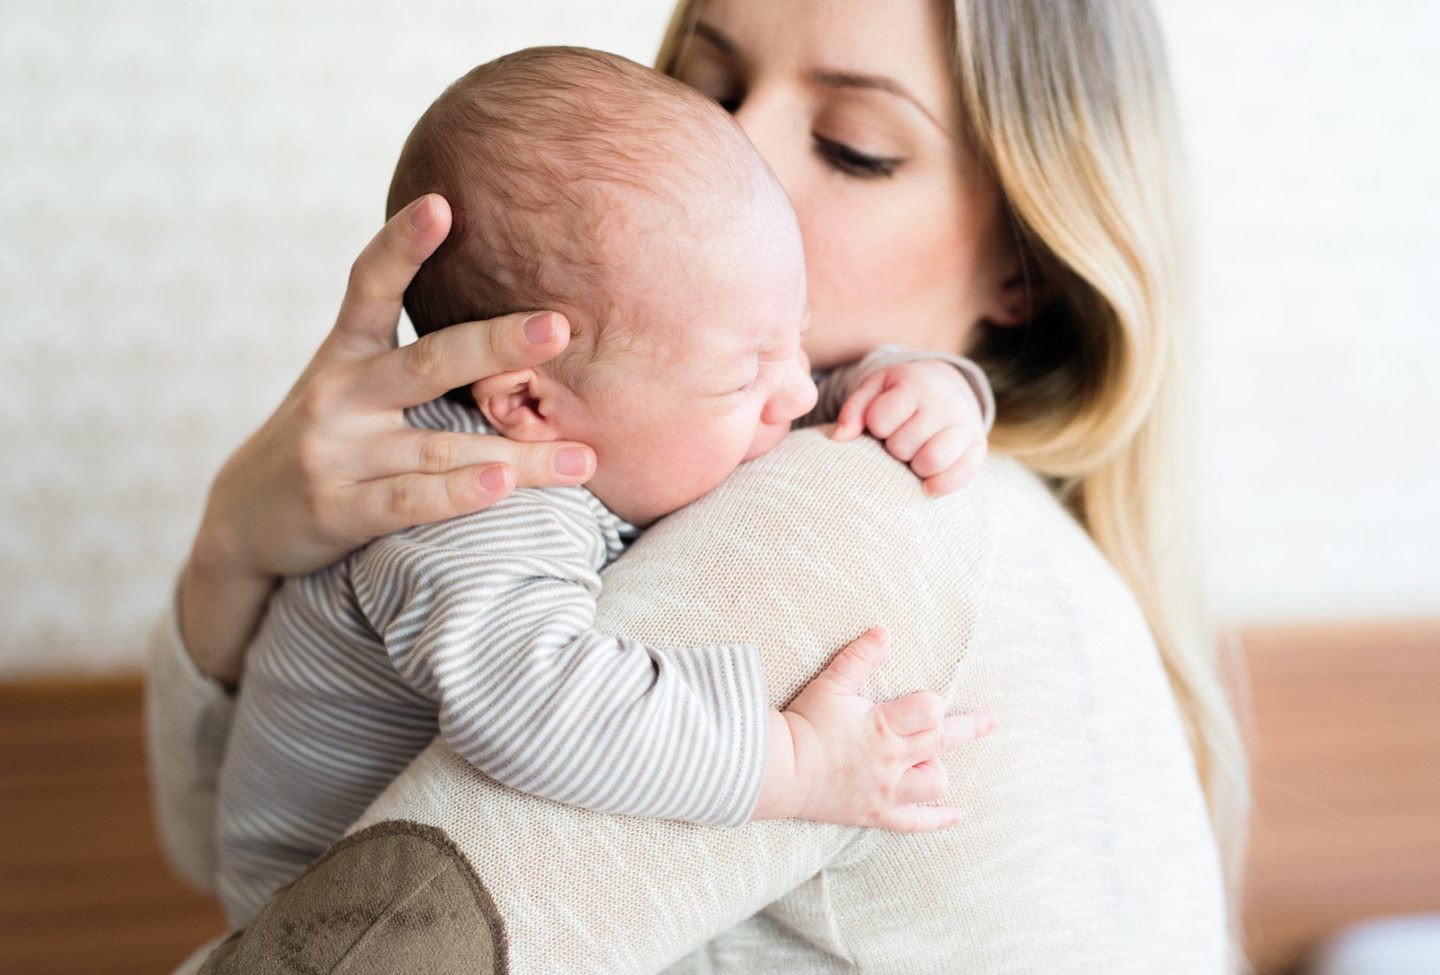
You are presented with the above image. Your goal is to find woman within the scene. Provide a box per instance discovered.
[149,0,1249,971]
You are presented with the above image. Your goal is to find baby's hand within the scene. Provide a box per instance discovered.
[831,360,988,495]
[752,628,996,832]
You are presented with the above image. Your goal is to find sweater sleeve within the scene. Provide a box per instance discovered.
[804,343,996,433]
[350,493,770,828]
[143,579,235,894]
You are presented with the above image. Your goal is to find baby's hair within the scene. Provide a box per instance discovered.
[386,46,765,397]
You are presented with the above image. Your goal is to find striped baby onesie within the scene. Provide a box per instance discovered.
[213,397,771,926]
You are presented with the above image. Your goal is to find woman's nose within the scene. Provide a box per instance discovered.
[732,87,805,204]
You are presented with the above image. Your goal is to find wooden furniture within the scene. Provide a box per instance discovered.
[1240,620,1440,974]
[0,620,1436,973]
[0,679,225,974]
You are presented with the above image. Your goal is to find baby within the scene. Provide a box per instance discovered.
[215,47,995,925]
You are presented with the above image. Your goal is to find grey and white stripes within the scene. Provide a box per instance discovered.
[214,397,769,926]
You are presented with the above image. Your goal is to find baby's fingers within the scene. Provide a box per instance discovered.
[910,427,976,479]
[814,627,891,694]
[833,371,888,441]
[943,711,998,748]
[903,711,998,763]
[895,758,950,804]
[877,690,946,737]
[871,802,966,834]
[863,387,919,440]
[884,412,947,464]
[922,442,988,497]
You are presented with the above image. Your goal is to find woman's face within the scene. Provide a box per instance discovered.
[671,0,1023,369]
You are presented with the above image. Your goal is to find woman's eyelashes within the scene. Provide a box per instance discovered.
[813,135,901,179]
[681,70,901,179]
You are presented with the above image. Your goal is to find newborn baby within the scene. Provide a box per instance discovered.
[215,46,995,925]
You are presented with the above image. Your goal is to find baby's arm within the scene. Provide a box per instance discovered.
[352,494,989,830]
[810,345,995,496]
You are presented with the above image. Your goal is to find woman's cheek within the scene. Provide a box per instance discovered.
[801,202,906,365]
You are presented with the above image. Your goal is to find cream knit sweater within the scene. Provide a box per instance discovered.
[147,429,1226,973]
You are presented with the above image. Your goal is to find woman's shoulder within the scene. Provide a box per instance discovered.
[714,427,1081,563]
[710,428,1167,693]
[630,427,1120,621]
[609,431,1108,697]
[667,428,1007,580]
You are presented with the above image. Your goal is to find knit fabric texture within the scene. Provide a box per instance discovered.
[150,427,1224,973]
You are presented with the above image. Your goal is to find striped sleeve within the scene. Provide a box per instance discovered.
[350,493,770,827]
[803,343,996,433]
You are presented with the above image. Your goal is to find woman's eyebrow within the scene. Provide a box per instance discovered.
[807,70,949,134]
[693,22,737,57]
[692,21,948,136]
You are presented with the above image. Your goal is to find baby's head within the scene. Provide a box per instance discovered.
[387,47,816,526]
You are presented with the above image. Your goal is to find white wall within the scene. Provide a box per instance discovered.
[1,1,1436,676]
[1162,1,1440,621]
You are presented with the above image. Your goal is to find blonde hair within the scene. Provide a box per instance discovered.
[659,0,1251,965]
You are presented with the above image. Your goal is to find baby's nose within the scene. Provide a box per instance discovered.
[792,371,819,417]
[766,367,818,424]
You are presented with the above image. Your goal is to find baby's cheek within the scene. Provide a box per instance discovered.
[741,419,789,463]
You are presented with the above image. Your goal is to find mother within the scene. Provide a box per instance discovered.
[148,0,1248,971]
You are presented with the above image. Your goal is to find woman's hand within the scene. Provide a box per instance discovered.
[180,194,596,686]
[752,627,996,831]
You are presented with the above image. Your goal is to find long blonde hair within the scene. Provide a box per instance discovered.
[659,0,1251,961]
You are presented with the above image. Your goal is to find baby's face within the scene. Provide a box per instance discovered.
[564,191,817,526]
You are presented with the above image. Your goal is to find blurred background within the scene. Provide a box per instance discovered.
[1,1,1436,972]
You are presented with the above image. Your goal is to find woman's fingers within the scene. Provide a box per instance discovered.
[380,428,595,486]
[342,465,519,539]
[353,310,572,411]
[330,195,453,355]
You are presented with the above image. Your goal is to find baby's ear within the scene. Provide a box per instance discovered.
[472,369,558,442]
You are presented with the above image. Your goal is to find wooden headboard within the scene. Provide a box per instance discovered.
[1239,620,1440,973]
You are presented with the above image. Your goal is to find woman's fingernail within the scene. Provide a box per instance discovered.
[409,197,434,231]
[524,312,555,344]
[479,466,509,492]
[554,447,589,476]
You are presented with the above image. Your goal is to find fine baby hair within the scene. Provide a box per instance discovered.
[386,46,777,393]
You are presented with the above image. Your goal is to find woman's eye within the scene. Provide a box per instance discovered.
[814,135,900,179]
[701,87,742,114]
[677,70,744,114]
